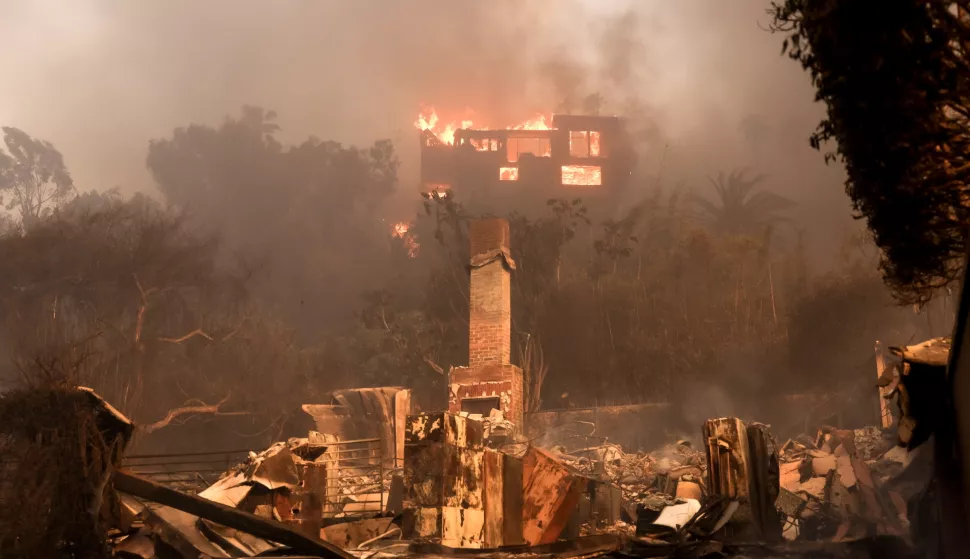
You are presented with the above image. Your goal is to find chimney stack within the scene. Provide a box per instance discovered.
[446,218,524,427]
[468,219,513,367]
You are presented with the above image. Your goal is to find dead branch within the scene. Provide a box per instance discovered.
[134,305,146,345]
[422,355,445,375]
[141,392,235,434]
[132,274,158,345]
[157,328,214,344]
[220,314,252,342]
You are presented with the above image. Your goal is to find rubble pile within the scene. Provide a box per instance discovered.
[11,388,921,559]
[852,426,892,461]
[459,408,516,447]
[209,435,391,519]
[107,433,403,558]
[555,440,706,523]
[777,426,907,541]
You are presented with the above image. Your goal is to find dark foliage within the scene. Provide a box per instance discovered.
[0,356,122,558]
[692,168,796,236]
[146,106,400,333]
[771,1,970,304]
[372,188,799,410]
[0,194,322,451]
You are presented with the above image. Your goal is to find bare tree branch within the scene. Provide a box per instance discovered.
[157,328,214,344]
[422,355,445,375]
[141,392,242,434]
[220,314,251,342]
[132,273,158,346]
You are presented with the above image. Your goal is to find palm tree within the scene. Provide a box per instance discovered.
[692,168,796,235]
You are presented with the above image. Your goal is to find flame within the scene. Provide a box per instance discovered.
[511,114,553,131]
[413,109,438,132]
[415,106,554,145]
[499,167,519,181]
[561,165,602,186]
[423,183,451,199]
[414,107,474,145]
[391,221,419,258]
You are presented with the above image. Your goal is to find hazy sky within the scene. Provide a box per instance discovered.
[0,0,854,262]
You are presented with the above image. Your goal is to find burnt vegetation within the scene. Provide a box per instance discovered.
[0,106,940,455]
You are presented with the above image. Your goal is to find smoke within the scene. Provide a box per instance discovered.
[0,0,850,258]
[2,0,955,437]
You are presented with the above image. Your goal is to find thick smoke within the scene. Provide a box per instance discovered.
[1,0,852,261]
[3,1,947,433]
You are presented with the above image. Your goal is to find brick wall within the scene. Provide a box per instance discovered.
[469,219,511,367]
[449,365,524,427]
[469,219,509,257]
[448,219,525,429]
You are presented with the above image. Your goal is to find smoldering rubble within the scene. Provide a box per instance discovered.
[0,218,936,559]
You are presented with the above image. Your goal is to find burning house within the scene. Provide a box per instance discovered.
[418,110,636,209]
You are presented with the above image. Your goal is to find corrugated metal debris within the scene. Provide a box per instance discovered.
[23,376,928,559]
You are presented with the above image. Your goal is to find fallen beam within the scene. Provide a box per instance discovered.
[113,469,352,559]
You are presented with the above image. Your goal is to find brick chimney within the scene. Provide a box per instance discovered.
[447,218,524,427]
[468,219,513,367]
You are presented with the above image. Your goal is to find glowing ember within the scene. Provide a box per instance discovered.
[499,167,519,181]
[392,222,409,237]
[422,183,451,200]
[415,106,554,145]
[561,165,602,186]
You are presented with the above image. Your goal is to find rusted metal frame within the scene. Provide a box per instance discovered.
[123,457,251,467]
[320,498,384,503]
[126,467,239,475]
[307,437,381,446]
[319,464,382,472]
[124,449,253,459]
[315,450,381,458]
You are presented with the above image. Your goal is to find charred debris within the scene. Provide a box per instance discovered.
[0,218,937,559]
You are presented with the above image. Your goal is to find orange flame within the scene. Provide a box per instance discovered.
[414,107,473,145]
[511,114,553,131]
[561,165,602,186]
[415,106,553,144]
[499,167,519,181]
[391,221,419,257]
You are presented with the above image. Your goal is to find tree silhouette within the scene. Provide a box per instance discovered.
[770,1,970,304]
[0,127,74,227]
[692,169,795,235]
[145,106,399,333]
